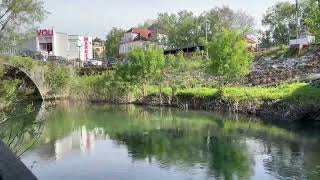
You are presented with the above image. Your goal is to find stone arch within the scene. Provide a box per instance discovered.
[2,63,44,100]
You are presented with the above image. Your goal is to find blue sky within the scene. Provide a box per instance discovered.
[41,0,290,38]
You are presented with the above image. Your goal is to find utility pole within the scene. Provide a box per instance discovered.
[77,39,82,68]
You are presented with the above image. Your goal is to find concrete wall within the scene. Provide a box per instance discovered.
[53,32,68,57]
[66,35,81,60]
[119,41,148,55]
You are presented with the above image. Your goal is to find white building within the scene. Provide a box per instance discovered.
[119,28,167,55]
[21,29,93,62]
[289,33,315,48]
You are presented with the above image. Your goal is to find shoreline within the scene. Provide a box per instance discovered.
[42,94,320,122]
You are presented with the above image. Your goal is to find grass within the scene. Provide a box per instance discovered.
[177,87,219,98]
[3,56,320,105]
[223,83,320,104]
[145,83,320,105]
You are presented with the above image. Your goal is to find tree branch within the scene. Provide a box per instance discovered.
[0,12,14,34]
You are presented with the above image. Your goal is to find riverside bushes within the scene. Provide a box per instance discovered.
[2,55,320,108]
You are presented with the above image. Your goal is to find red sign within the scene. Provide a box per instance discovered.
[37,29,53,37]
[84,37,89,61]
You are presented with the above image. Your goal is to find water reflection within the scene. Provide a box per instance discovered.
[2,103,320,180]
[0,102,47,156]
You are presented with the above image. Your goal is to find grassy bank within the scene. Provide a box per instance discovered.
[2,56,320,121]
[3,55,320,105]
[146,83,320,105]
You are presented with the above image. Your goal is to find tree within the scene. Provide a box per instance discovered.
[0,0,47,49]
[105,27,125,58]
[258,30,273,48]
[262,2,297,45]
[207,30,253,85]
[152,11,200,48]
[202,7,255,41]
[151,7,254,49]
[115,47,165,96]
[305,0,320,39]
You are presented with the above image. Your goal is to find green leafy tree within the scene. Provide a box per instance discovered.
[105,27,125,58]
[258,30,273,48]
[0,0,47,50]
[208,30,253,85]
[152,8,254,49]
[116,47,165,96]
[262,2,298,45]
[305,0,320,40]
[202,7,255,41]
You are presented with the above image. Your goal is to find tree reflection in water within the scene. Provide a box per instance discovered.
[3,103,320,180]
[0,102,47,156]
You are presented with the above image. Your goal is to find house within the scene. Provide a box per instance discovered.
[245,36,257,51]
[93,38,105,58]
[119,27,167,55]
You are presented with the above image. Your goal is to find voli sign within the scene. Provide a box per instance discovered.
[37,29,54,37]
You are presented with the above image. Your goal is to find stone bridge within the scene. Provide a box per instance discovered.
[1,63,49,100]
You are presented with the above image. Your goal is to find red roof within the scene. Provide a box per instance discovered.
[245,36,256,44]
[127,28,151,39]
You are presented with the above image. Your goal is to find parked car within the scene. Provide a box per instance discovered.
[107,58,119,67]
[84,59,103,67]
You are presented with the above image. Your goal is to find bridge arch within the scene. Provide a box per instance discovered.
[2,63,44,100]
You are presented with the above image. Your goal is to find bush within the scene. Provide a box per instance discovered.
[208,30,253,84]
[116,47,165,96]
[44,64,72,93]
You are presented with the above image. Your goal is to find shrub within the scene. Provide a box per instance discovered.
[208,30,253,84]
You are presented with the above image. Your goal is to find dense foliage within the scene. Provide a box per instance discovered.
[116,47,165,96]
[105,7,254,50]
[104,27,125,58]
[151,7,254,48]
[260,0,320,47]
[208,30,253,84]
[304,0,320,39]
[0,0,47,50]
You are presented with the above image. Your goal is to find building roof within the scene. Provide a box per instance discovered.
[127,28,151,39]
[245,36,256,44]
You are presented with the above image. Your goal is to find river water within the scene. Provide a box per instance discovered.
[1,102,320,180]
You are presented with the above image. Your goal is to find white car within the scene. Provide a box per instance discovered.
[85,59,102,67]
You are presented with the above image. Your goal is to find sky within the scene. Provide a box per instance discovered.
[41,0,291,38]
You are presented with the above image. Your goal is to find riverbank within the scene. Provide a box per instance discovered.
[59,82,320,122]
[130,83,320,122]
[2,55,320,122]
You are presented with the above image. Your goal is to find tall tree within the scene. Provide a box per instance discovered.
[304,0,320,39]
[105,27,125,58]
[261,1,297,45]
[0,0,47,49]
[152,7,254,48]
[202,7,255,41]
